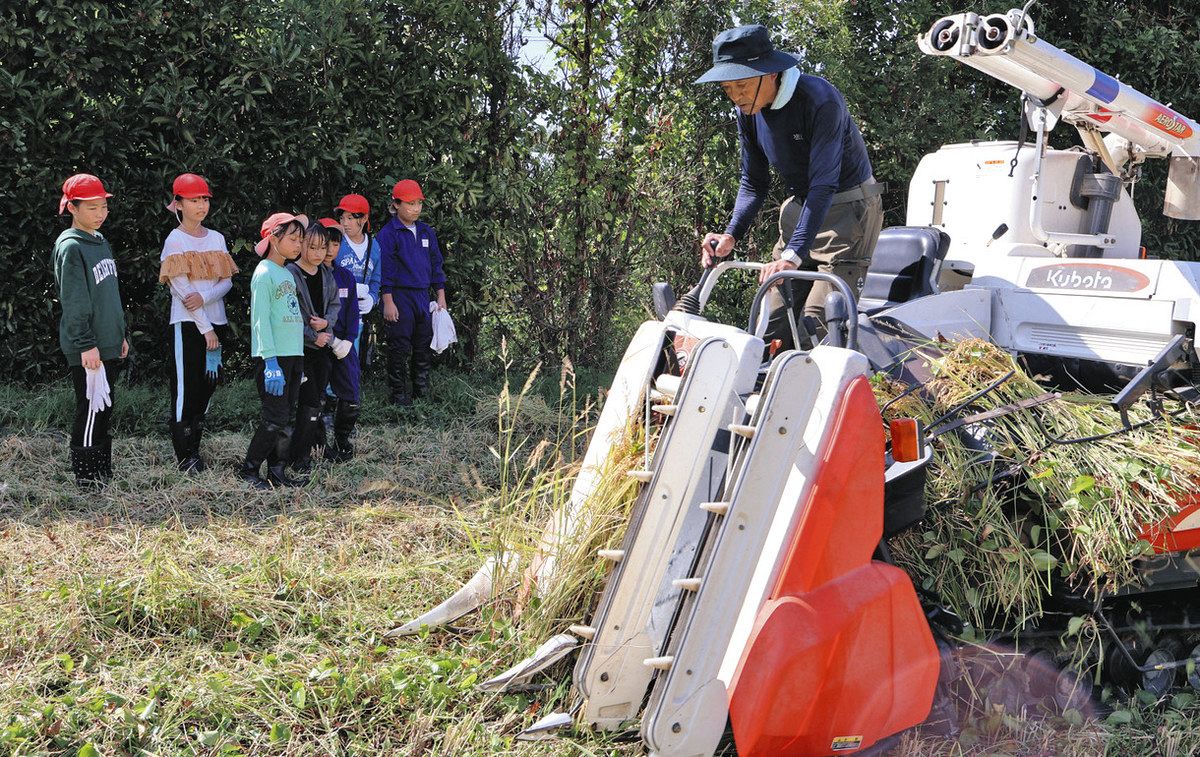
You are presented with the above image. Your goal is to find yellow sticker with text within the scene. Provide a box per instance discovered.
[831,735,864,751]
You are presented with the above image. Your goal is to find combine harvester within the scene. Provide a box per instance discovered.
[395,7,1200,754]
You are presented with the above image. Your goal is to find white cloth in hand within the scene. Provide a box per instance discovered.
[331,337,352,360]
[85,364,112,414]
[430,302,457,354]
[356,283,375,314]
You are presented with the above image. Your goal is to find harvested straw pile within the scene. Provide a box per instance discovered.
[878,339,1200,634]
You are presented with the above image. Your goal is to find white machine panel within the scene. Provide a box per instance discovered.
[991,289,1177,365]
[641,347,869,757]
[576,331,762,729]
[906,141,1142,279]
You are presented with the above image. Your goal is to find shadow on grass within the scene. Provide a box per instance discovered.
[0,366,605,527]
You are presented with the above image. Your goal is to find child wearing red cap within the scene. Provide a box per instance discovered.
[240,213,308,489]
[53,174,129,488]
[332,193,381,371]
[377,179,447,405]
[158,173,239,473]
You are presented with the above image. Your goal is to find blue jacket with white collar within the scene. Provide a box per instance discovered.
[377,217,446,294]
[725,70,873,259]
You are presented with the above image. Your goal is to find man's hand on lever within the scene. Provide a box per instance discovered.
[700,233,735,267]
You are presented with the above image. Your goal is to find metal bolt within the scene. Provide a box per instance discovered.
[600,672,609,682]
[672,723,682,734]
[698,406,706,413]
[778,426,787,435]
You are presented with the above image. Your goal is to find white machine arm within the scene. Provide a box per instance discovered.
[920,8,1200,220]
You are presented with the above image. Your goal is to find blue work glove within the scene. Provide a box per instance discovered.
[205,345,223,382]
[263,357,285,396]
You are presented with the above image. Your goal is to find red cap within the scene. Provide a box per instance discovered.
[392,179,424,202]
[59,174,113,214]
[318,217,343,230]
[166,173,212,213]
[335,194,370,215]
[255,212,309,256]
[172,173,211,198]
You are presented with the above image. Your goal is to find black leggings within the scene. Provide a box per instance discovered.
[170,321,229,423]
[253,355,304,429]
[298,348,332,409]
[70,358,123,448]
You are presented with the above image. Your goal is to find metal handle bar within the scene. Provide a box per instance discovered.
[747,271,859,352]
[695,260,765,313]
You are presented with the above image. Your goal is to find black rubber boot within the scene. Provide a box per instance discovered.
[171,421,205,473]
[188,418,207,473]
[411,346,432,401]
[98,441,113,482]
[71,444,109,489]
[239,424,279,489]
[325,400,361,462]
[169,420,189,464]
[267,426,308,487]
[290,404,323,473]
[320,394,337,444]
[387,349,412,406]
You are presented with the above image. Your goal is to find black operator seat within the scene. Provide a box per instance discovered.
[857,226,951,315]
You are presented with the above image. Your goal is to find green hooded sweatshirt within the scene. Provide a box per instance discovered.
[53,228,126,364]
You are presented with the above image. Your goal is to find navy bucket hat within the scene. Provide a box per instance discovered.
[696,24,799,84]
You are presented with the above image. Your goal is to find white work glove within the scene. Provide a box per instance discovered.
[431,306,458,354]
[85,364,112,414]
[331,337,352,360]
[356,283,375,315]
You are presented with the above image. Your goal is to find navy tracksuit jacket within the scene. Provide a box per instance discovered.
[377,217,445,353]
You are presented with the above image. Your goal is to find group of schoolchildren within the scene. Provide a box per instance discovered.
[52,172,448,489]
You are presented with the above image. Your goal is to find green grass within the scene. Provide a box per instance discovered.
[2,367,1200,755]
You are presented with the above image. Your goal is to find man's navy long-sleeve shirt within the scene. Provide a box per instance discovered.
[725,72,873,258]
[377,217,446,294]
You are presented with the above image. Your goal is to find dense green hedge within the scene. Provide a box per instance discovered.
[0,0,524,384]
[3,0,1198,386]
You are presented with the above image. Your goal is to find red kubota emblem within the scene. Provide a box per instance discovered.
[1146,105,1195,139]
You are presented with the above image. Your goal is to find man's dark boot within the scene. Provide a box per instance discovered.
[71,444,108,490]
[239,424,279,490]
[387,349,412,406]
[325,400,361,462]
[290,404,322,473]
[410,346,432,402]
[267,426,308,487]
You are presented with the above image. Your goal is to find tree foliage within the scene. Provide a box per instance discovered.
[2,0,1198,384]
[0,0,524,382]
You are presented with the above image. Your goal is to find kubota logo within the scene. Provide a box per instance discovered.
[1147,106,1194,139]
[1026,263,1151,293]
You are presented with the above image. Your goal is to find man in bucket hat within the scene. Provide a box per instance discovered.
[698,24,883,346]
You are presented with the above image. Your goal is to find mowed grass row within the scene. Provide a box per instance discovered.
[0,368,632,755]
[1,368,1200,755]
